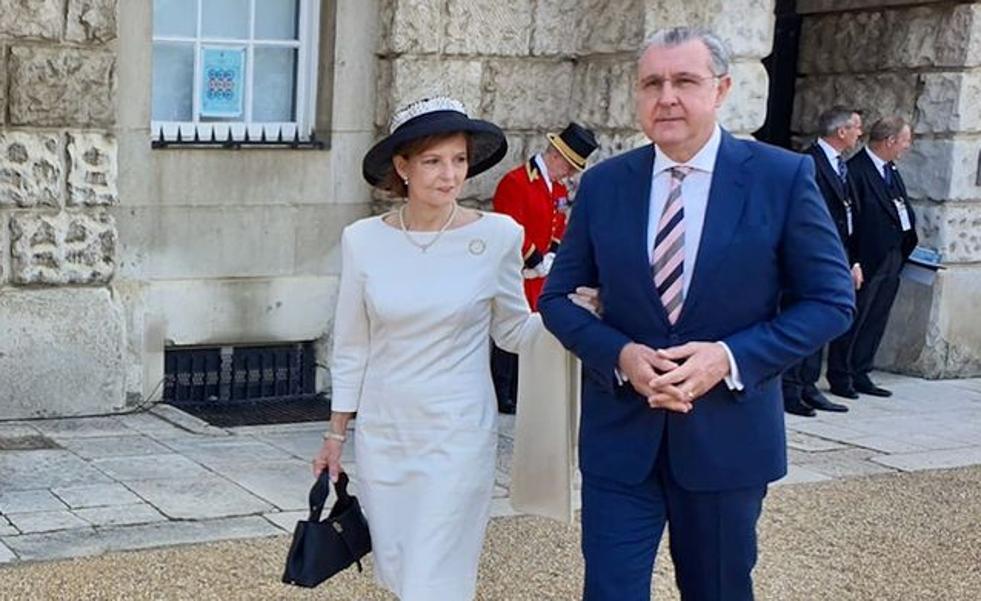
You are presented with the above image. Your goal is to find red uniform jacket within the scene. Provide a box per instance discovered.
[492,158,570,310]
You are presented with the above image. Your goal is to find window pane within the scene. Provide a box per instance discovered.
[255,0,299,40]
[202,0,250,39]
[152,43,195,121]
[153,0,197,37]
[253,47,297,122]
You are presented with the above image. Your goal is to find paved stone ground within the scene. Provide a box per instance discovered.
[1,372,980,567]
[0,466,977,600]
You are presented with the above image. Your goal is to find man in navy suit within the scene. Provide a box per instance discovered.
[538,27,855,601]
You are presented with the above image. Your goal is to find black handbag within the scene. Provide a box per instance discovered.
[282,471,372,588]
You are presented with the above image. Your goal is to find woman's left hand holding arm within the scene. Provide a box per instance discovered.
[568,286,601,318]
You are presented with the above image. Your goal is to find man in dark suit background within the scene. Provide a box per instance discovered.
[784,107,865,416]
[538,26,855,601]
[827,116,917,399]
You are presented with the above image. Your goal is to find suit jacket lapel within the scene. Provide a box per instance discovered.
[892,165,909,199]
[679,131,750,324]
[809,144,846,201]
[855,151,901,225]
[624,144,672,327]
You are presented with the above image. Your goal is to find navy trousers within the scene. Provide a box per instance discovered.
[580,441,767,601]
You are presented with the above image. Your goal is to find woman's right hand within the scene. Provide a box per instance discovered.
[312,439,344,482]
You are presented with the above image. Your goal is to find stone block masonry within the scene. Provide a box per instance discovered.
[8,46,116,128]
[0,0,125,418]
[10,211,116,286]
[0,132,64,209]
[795,1,981,377]
[375,0,775,213]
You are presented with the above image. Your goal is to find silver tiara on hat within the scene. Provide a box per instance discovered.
[388,97,468,133]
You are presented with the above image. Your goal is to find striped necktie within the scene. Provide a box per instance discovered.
[652,166,692,324]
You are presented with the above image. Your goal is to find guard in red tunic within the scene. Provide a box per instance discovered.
[491,122,598,413]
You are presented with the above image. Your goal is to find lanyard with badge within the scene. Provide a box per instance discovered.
[885,164,913,232]
[893,197,913,231]
[836,154,854,236]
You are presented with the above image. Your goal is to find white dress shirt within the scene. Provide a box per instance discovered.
[648,124,721,294]
[630,124,742,390]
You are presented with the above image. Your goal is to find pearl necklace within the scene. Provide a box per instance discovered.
[398,204,458,253]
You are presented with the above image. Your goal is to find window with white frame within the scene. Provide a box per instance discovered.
[151,0,322,145]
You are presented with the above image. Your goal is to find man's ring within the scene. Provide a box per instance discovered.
[686,390,694,400]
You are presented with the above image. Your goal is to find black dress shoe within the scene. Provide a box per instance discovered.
[803,388,849,412]
[828,385,860,400]
[854,381,892,397]
[784,395,817,417]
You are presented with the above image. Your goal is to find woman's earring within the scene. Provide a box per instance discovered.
[403,177,409,186]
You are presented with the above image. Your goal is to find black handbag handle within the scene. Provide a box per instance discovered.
[334,472,353,503]
[307,471,330,522]
[307,471,353,522]
[307,471,365,572]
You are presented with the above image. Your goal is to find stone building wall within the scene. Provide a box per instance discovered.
[795,0,981,377]
[111,1,379,409]
[0,0,383,419]
[0,0,128,418]
[4,0,977,419]
[374,0,775,210]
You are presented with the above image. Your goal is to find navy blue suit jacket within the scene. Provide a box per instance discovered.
[539,131,855,492]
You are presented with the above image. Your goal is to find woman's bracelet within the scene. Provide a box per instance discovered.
[323,431,347,443]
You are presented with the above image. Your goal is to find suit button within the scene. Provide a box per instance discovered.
[669,334,680,344]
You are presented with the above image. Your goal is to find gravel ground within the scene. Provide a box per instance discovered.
[1,466,978,601]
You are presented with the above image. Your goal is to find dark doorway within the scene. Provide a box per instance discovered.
[755,0,801,149]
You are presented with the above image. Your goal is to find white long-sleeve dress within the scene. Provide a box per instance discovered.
[330,211,538,601]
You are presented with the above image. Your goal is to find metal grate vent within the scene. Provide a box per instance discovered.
[163,342,327,426]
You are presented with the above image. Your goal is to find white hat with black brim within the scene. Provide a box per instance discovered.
[361,97,508,187]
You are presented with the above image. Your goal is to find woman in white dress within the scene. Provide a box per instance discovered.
[312,97,561,600]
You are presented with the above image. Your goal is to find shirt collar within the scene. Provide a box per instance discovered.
[652,123,722,177]
[865,146,889,176]
[533,153,552,193]
[816,137,842,166]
